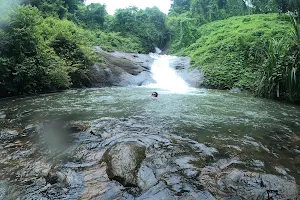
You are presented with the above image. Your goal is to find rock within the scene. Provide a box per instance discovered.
[136,181,215,200]
[45,170,66,184]
[230,87,242,93]
[66,123,90,133]
[169,57,203,87]
[251,160,264,168]
[136,182,173,200]
[91,48,203,88]
[274,166,288,175]
[105,142,146,187]
[0,181,7,200]
[0,129,19,141]
[208,169,299,199]
[220,196,242,200]
[63,169,82,187]
[0,113,6,119]
[138,165,158,191]
[22,124,37,137]
[87,64,114,87]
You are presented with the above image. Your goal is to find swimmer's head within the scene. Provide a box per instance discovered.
[152,92,158,97]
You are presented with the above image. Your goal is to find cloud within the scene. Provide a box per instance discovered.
[85,0,171,15]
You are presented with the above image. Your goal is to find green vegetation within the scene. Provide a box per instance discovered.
[0,0,300,102]
[178,15,291,89]
[168,0,300,102]
[0,0,167,97]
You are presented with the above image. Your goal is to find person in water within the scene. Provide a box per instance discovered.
[152,92,158,98]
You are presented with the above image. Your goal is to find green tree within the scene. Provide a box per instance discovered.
[170,0,191,14]
[0,6,69,97]
[112,7,168,52]
[76,3,107,28]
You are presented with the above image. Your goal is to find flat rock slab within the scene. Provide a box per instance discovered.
[201,167,299,200]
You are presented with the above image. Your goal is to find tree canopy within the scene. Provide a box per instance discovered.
[1,0,300,101]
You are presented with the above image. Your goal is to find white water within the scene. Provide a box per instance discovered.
[148,53,190,93]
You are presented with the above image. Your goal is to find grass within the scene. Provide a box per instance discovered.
[174,14,293,90]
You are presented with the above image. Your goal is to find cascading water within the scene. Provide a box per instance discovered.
[148,53,190,93]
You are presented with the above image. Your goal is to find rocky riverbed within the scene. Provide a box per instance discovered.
[0,86,299,199]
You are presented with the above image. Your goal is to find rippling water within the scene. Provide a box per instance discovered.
[0,87,300,198]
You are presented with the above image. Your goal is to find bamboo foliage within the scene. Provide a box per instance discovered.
[256,16,300,102]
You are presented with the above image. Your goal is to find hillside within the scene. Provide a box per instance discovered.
[174,14,293,91]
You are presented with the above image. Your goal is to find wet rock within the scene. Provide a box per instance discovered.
[22,124,38,137]
[201,168,299,200]
[46,170,66,184]
[66,123,89,133]
[0,129,19,141]
[180,191,216,200]
[274,166,288,175]
[0,113,6,119]
[91,48,203,88]
[105,142,146,187]
[136,181,215,200]
[80,162,132,200]
[4,140,27,148]
[251,160,264,168]
[0,181,7,199]
[136,181,173,200]
[138,165,158,191]
[220,196,242,200]
[64,169,83,187]
[230,87,242,93]
[169,57,203,87]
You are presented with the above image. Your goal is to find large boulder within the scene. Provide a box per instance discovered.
[105,142,146,187]
[89,49,155,87]
[89,48,203,88]
[169,56,203,87]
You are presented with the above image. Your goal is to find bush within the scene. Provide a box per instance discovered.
[0,6,70,97]
[174,14,292,91]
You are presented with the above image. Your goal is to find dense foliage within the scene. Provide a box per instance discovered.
[1,0,300,102]
[178,15,290,89]
[168,0,300,102]
[167,0,300,53]
[0,0,167,97]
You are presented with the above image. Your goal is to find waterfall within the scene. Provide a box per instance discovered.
[147,53,190,93]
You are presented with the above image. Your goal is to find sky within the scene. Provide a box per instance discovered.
[85,0,172,15]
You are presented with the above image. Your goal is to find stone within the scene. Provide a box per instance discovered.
[46,170,60,184]
[0,181,7,200]
[91,48,203,88]
[136,182,173,200]
[274,166,288,175]
[138,165,158,191]
[66,124,89,133]
[0,129,19,141]
[0,113,6,119]
[218,169,298,199]
[105,142,146,187]
[251,160,265,168]
[229,87,242,93]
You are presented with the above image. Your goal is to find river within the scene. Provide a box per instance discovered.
[0,55,299,199]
